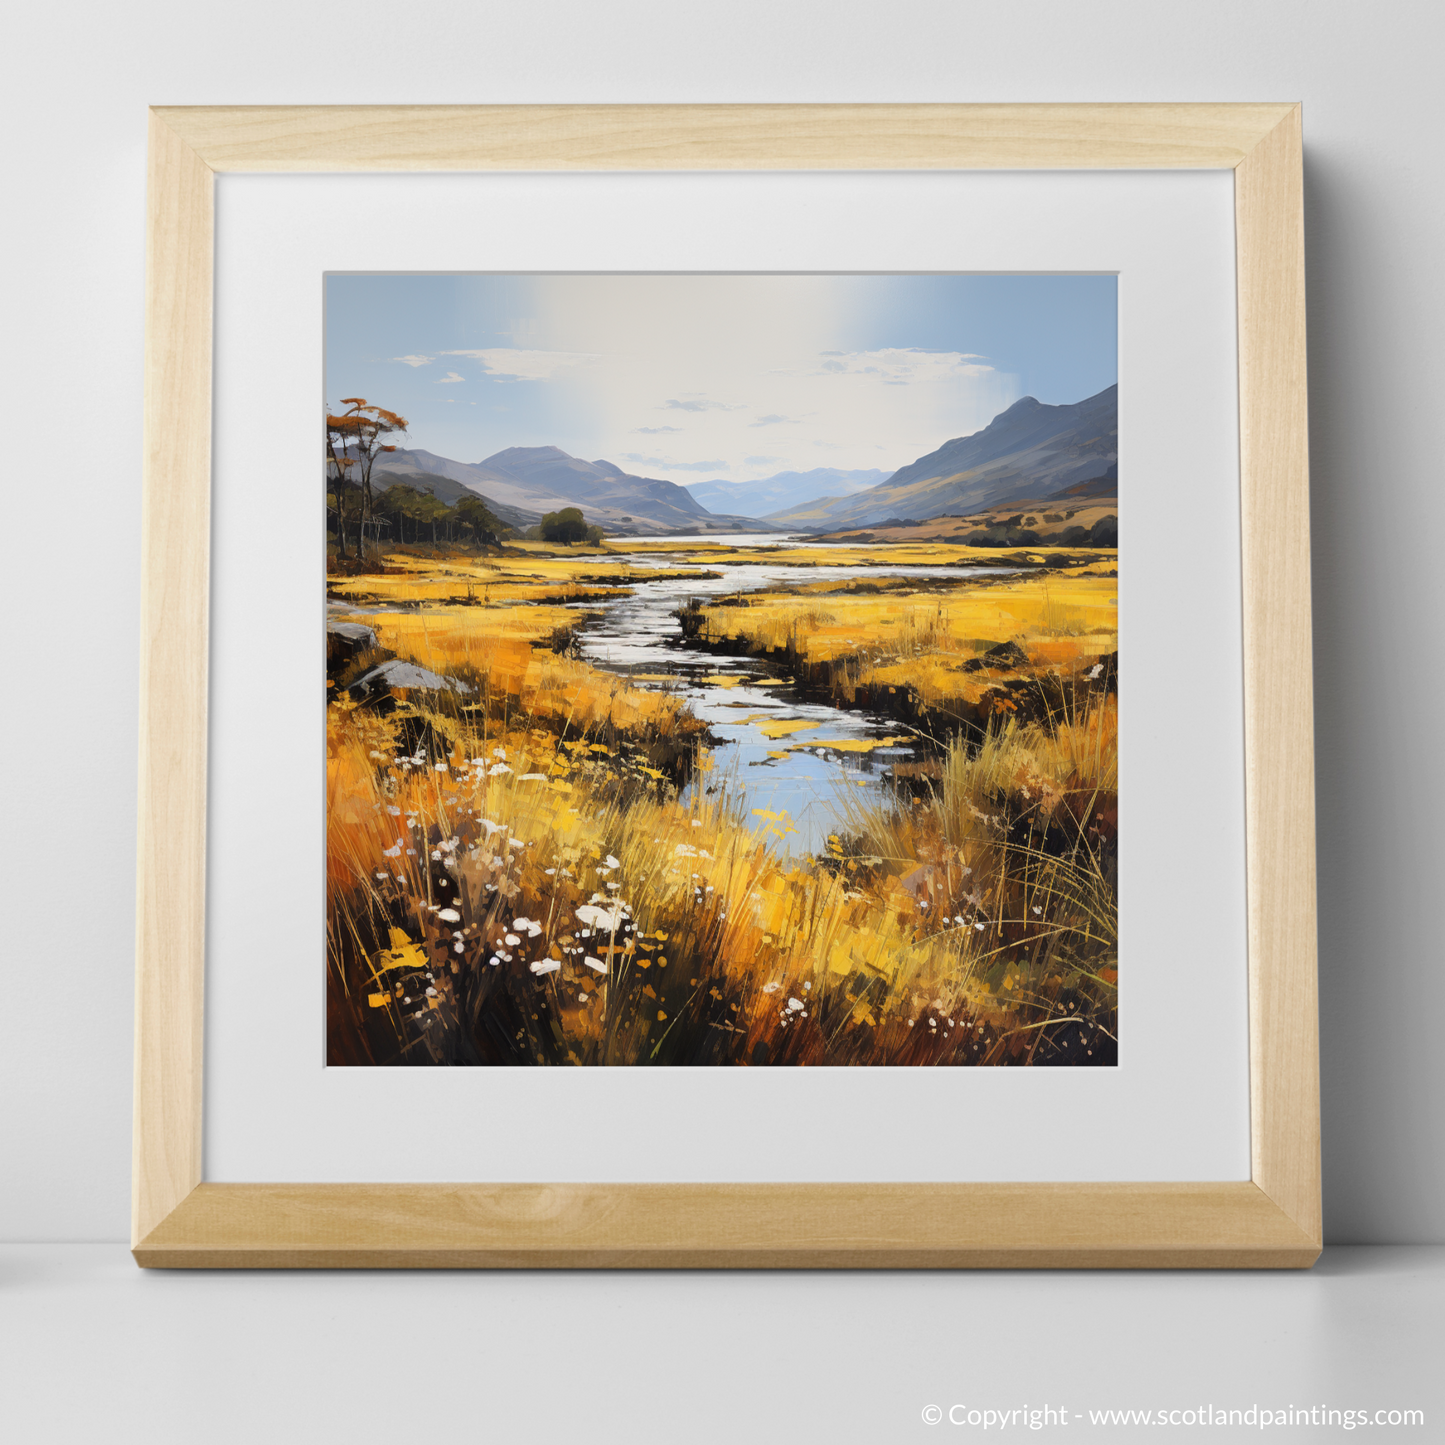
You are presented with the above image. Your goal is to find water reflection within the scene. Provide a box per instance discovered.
[575,548,1020,855]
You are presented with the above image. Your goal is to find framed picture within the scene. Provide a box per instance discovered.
[135,104,1319,1267]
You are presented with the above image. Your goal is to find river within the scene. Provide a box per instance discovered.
[573,537,1023,856]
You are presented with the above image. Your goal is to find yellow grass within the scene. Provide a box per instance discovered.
[692,572,1117,671]
[327,697,1059,1067]
[327,545,1118,1066]
[329,552,719,610]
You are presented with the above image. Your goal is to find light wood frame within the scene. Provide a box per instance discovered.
[135,103,1318,1268]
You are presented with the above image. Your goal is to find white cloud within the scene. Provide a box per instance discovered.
[442,348,598,381]
[623,453,726,473]
[392,354,433,367]
[517,276,1020,483]
[435,371,465,384]
[811,348,994,383]
[662,398,742,413]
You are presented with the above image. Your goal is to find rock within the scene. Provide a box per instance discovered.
[962,640,1031,672]
[347,659,472,705]
[326,620,378,671]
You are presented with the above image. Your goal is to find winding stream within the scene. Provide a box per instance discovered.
[574,537,1023,855]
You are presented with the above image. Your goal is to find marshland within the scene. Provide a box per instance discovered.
[326,532,1119,1068]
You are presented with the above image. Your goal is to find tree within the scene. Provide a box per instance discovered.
[416,490,450,545]
[325,451,360,558]
[377,483,425,545]
[539,506,589,544]
[325,399,408,557]
[455,494,505,547]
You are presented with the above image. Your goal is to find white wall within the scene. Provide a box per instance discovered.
[3,0,1441,1243]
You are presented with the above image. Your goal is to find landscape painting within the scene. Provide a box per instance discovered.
[326,273,1118,1067]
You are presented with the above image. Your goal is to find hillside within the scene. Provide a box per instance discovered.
[810,486,1118,549]
[369,444,779,535]
[765,385,1117,530]
[365,451,542,530]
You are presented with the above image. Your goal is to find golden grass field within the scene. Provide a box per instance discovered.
[327,539,1119,1067]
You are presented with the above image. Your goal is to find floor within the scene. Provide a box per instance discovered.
[2,1245,1440,1442]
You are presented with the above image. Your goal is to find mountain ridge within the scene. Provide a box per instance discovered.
[764,385,1117,529]
[370,445,778,535]
[358,386,1116,536]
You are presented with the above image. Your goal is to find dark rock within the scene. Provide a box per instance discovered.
[327,620,378,672]
[962,640,1031,672]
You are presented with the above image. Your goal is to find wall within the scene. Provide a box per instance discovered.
[2,0,1441,1243]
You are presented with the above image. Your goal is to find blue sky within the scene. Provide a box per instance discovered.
[325,274,1116,484]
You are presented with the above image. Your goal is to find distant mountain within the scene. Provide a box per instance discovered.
[765,386,1117,530]
[366,451,542,531]
[370,444,779,535]
[684,468,889,518]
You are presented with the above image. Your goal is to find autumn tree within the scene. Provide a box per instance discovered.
[325,399,408,557]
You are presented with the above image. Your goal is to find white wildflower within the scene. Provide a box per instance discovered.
[437,908,461,923]
[583,955,607,973]
[575,901,626,932]
[529,958,561,976]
